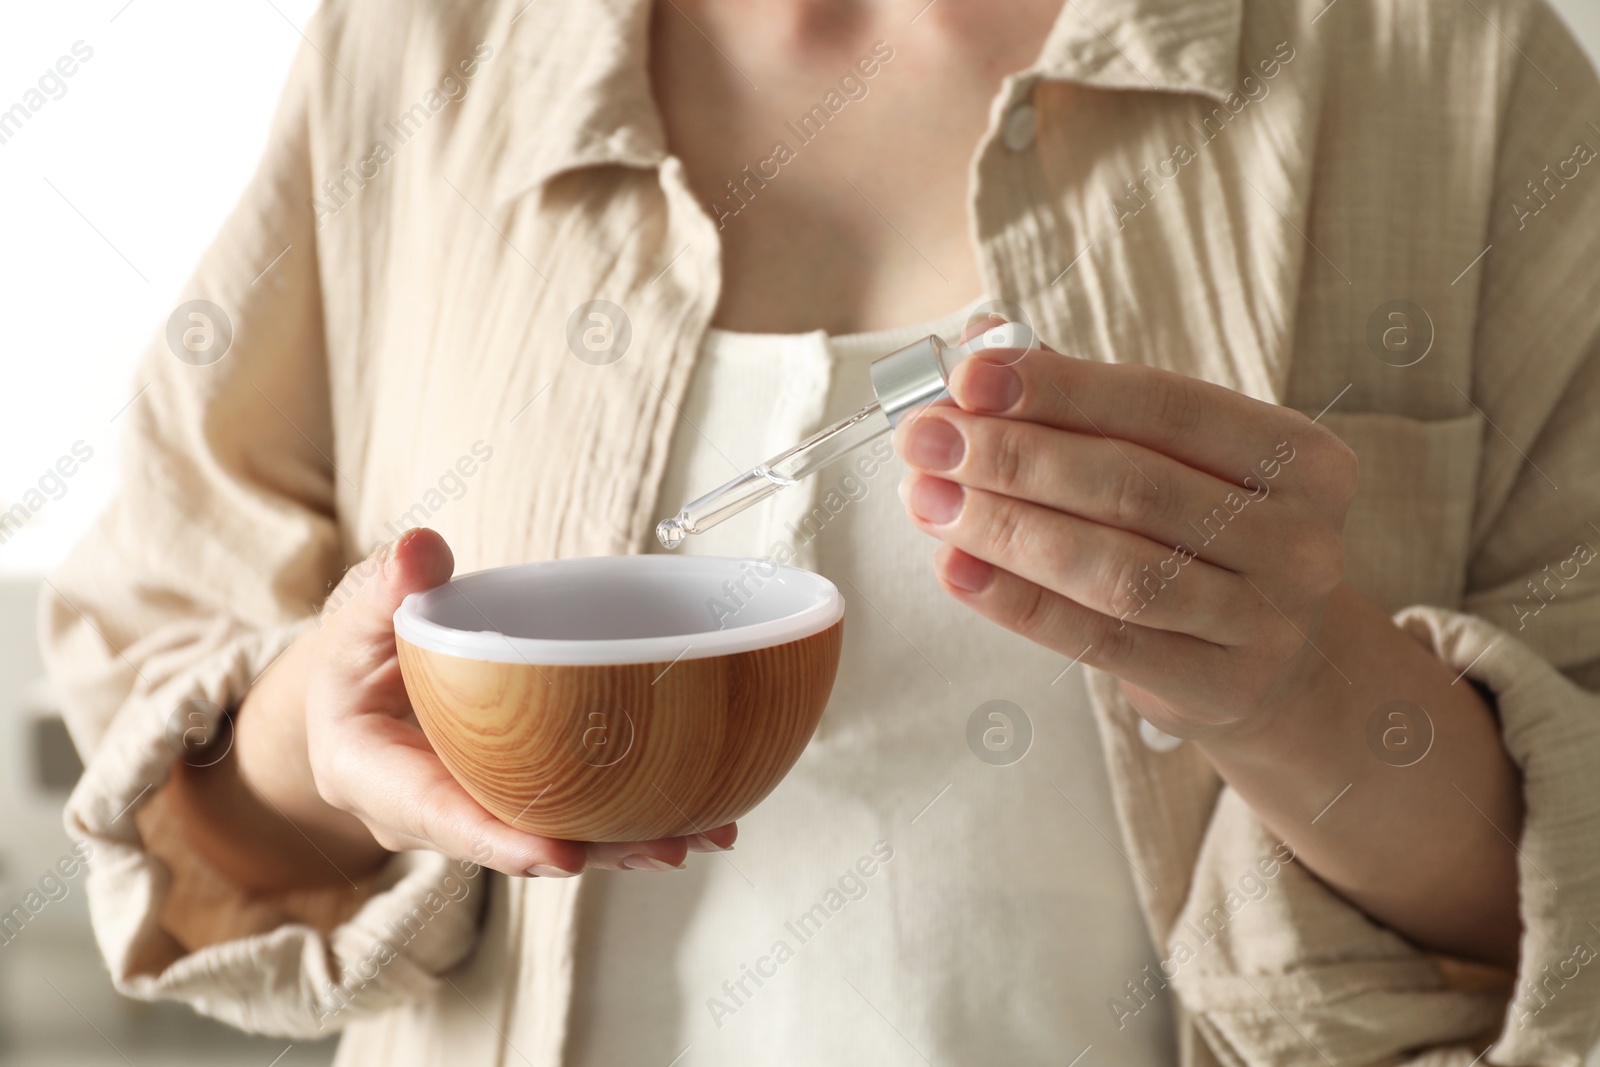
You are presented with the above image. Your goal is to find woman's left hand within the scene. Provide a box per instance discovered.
[893,322,1360,740]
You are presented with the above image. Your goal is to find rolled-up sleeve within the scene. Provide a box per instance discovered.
[1172,613,1600,1065]
[1167,2,1600,1064]
[38,1,484,1039]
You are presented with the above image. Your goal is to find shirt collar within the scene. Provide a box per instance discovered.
[1032,0,1245,100]
[492,0,1245,208]
[492,0,665,208]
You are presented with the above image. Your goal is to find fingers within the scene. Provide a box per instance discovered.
[894,406,1281,573]
[305,527,742,878]
[318,712,728,877]
[316,527,454,686]
[946,339,1321,487]
[313,714,584,875]
[900,472,1269,643]
[328,527,455,644]
[532,822,735,874]
[582,839,695,872]
[565,821,737,872]
[928,544,1242,730]
[687,823,739,852]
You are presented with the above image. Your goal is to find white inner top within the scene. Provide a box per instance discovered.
[392,556,842,664]
[566,304,1175,1067]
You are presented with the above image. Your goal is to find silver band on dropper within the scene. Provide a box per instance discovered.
[869,335,955,427]
[867,321,1034,426]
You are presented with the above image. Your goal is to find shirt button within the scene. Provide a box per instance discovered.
[1002,103,1037,152]
[1138,717,1184,753]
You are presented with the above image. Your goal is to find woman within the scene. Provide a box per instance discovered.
[42,0,1600,1063]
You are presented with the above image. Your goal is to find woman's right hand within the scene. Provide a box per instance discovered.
[171,528,733,893]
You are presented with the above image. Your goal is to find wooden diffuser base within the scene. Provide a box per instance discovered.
[397,620,843,842]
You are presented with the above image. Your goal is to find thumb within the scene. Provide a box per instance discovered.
[322,527,455,647]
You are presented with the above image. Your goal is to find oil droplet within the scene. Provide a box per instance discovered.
[656,517,688,550]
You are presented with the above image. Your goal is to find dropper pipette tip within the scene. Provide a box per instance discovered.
[656,516,689,550]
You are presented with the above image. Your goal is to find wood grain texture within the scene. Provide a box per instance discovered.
[396,620,844,842]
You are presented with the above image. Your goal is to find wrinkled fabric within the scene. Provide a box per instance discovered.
[549,310,1177,1066]
[38,0,1600,1063]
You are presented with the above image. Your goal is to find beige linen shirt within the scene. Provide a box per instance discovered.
[39,0,1600,1063]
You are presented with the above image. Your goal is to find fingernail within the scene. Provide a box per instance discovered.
[687,834,733,854]
[527,864,581,878]
[621,855,686,871]
[960,360,1023,413]
[942,550,995,593]
[902,416,965,472]
[907,476,965,525]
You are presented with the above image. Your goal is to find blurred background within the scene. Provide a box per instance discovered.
[1,2,1597,1064]
[0,6,340,1065]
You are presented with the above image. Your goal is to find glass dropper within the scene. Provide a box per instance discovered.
[656,323,1029,549]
